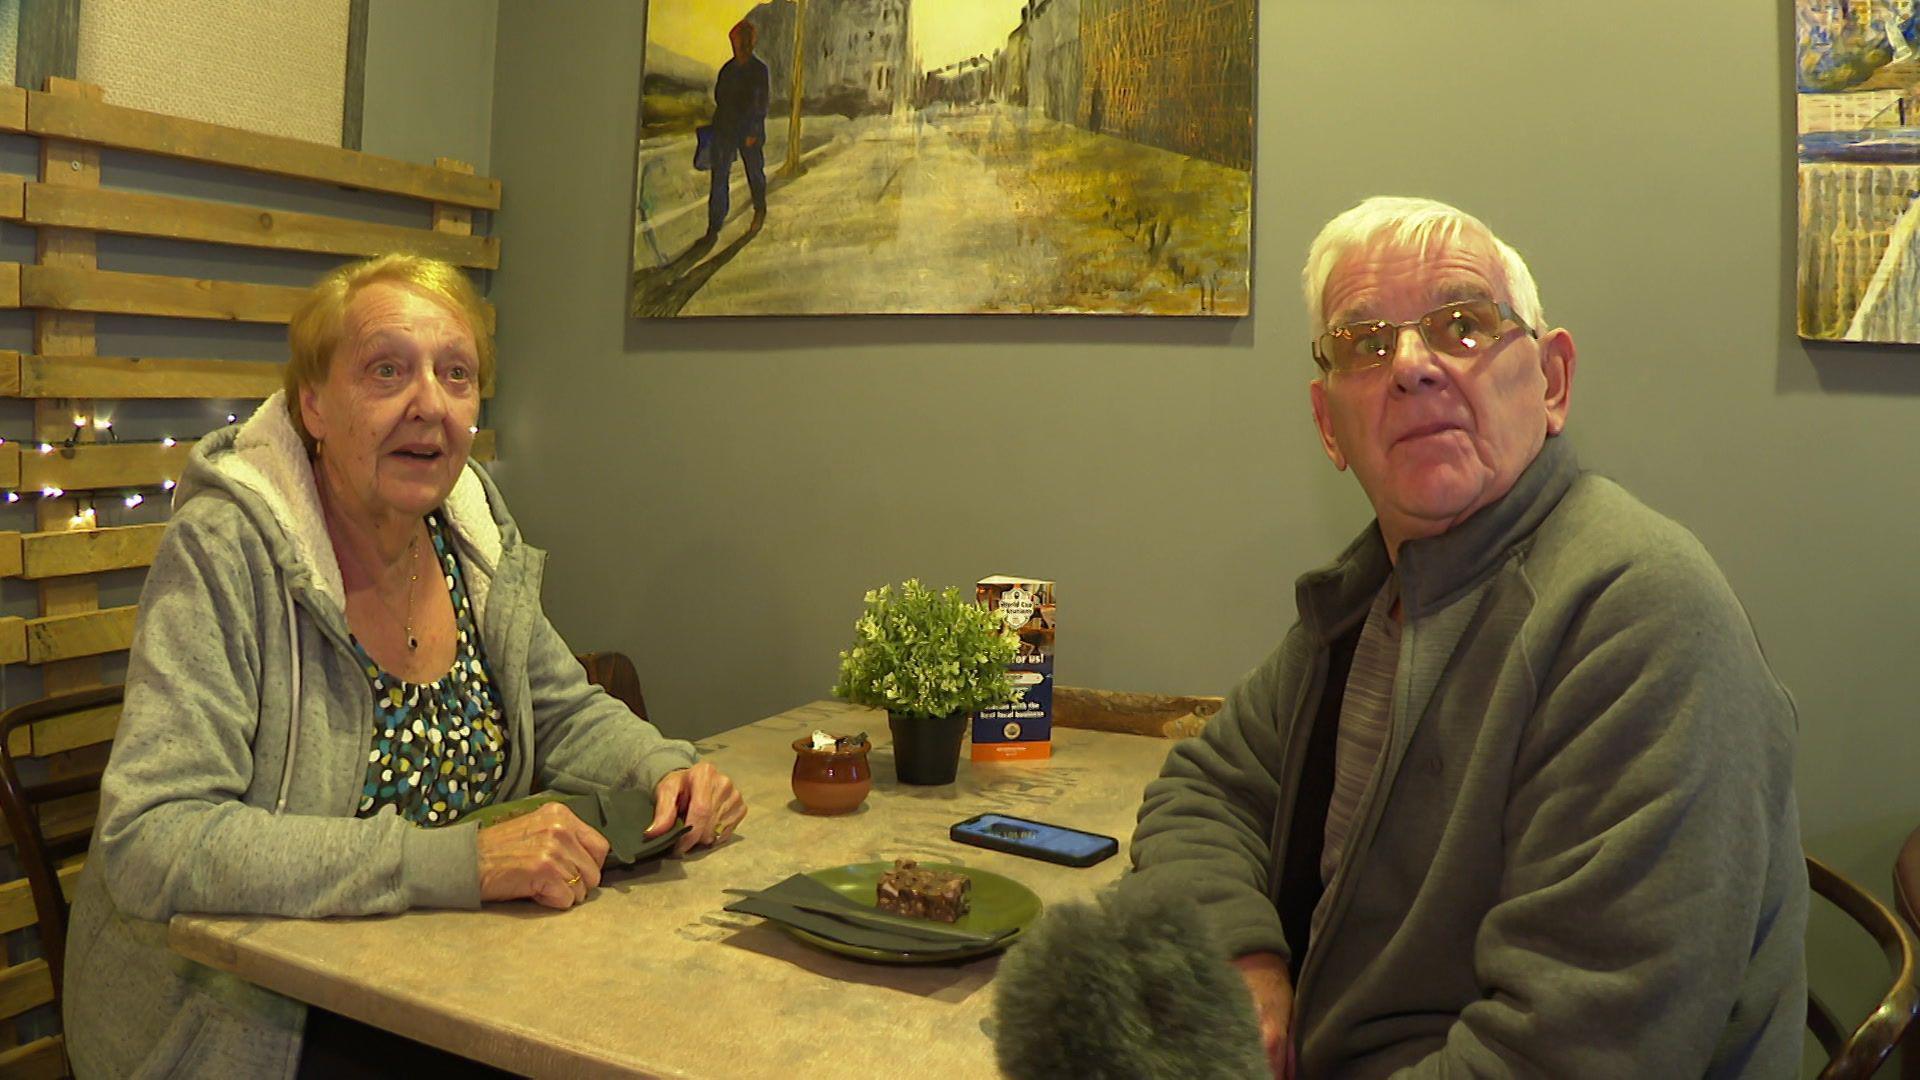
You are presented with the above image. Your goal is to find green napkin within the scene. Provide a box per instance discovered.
[724,873,1010,953]
[448,791,690,869]
[591,789,690,866]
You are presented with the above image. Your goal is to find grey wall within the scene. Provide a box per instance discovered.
[488,0,1918,1049]
[362,0,497,171]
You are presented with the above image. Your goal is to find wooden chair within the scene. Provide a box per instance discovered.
[1807,853,1920,1079]
[577,652,650,723]
[1052,686,1223,739]
[0,684,124,1078]
[1897,827,1920,1080]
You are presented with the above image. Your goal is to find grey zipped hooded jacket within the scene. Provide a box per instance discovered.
[63,394,699,1077]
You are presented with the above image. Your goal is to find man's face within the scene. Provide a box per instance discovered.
[1308,231,1574,554]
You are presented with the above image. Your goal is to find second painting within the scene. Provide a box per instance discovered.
[634,0,1255,317]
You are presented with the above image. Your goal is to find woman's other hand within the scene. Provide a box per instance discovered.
[476,802,610,909]
[647,762,746,854]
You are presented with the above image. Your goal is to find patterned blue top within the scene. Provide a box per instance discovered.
[353,511,507,825]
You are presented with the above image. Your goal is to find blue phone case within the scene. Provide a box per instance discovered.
[950,813,1118,868]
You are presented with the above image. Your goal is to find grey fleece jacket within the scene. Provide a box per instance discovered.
[1131,437,1807,1078]
[62,394,699,1078]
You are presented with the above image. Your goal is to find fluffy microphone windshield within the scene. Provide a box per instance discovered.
[991,881,1268,1079]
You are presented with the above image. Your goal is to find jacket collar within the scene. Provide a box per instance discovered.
[1295,436,1580,640]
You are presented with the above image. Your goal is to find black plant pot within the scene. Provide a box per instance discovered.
[887,710,968,785]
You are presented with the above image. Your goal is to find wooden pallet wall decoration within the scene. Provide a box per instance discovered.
[0,78,505,1034]
[0,77,502,683]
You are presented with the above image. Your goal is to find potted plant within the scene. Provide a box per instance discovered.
[832,579,1019,784]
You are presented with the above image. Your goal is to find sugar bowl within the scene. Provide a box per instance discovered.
[790,732,873,815]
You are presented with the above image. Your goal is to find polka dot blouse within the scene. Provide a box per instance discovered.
[353,511,507,825]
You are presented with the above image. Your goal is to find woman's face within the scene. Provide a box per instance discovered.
[300,281,481,527]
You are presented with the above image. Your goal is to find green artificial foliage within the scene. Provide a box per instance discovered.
[832,579,1019,720]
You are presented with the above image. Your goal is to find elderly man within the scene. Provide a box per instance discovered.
[1130,196,1806,1078]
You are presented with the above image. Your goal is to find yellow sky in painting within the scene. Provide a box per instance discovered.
[647,0,1029,75]
[647,1,763,70]
[915,0,1026,70]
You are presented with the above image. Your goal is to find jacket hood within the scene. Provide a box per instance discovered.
[175,392,514,617]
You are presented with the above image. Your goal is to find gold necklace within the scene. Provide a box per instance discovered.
[404,531,420,651]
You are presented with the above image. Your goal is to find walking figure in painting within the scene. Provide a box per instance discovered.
[705,19,770,242]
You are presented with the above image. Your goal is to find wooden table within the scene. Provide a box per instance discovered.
[169,701,1176,1078]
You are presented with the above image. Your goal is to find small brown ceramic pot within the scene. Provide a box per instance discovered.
[791,736,873,815]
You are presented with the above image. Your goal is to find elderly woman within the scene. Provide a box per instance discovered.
[63,254,744,1076]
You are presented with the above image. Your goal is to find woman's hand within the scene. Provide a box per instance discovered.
[476,802,610,909]
[647,762,746,854]
[1232,951,1297,1079]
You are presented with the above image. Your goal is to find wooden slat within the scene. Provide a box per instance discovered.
[20,523,165,578]
[0,862,82,937]
[0,262,19,308]
[0,792,96,852]
[0,1035,66,1080]
[15,352,284,399]
[25,605,136,663]
[0,532,21,578]
[0,959,53,1020]
[0,175,24,220]
[0,617,24,664]
[17,440,193,490]
[0,86,27,133]
[15,264,495,332]
[4,701,119,759]
[21,263,304,323]
[3,433,493,493]
[28,90,502,209]
[10,353,491,400]
[25,183,500,268]
[433,157,476,237]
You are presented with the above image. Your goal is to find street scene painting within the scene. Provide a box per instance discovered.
[1796,0,1920,342]
[633,0,1254,317]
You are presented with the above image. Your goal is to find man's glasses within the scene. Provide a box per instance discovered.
[1312,299,1536,375]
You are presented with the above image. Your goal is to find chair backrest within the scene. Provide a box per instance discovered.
[1896,825,1920,940]
[1052,686,1223,739]
[577,652,650,723]
[0,684,124,1016]
[1806,853,1920,1080]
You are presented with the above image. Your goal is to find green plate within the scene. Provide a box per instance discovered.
[778,861,1042,964]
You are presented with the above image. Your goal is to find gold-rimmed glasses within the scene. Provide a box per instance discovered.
[1312,299,1536,375]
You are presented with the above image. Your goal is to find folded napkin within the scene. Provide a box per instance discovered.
[724,872,1012,954]
[449,791,690,869]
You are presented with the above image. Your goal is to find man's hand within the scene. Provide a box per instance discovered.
[745,135,760,148]
[1233,952,1297,1079]
[648,762,747,853]
[476,802,610,910]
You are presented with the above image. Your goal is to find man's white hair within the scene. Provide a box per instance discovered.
[1301,196,1545,333]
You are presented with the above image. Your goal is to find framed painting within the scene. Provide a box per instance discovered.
[1796,1,1920,342]
[633,0,1254,317]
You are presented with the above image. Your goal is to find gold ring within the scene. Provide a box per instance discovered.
[565,873,582,886]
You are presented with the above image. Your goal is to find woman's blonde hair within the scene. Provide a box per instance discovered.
[284,254,493,454]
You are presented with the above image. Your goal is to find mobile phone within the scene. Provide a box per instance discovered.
[950,813,1119,868]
